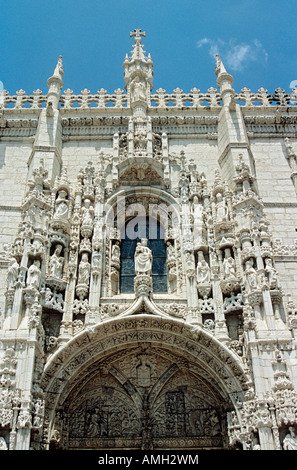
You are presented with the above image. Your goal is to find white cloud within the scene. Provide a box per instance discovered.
[196,38,268,72]
[197,38,211,48]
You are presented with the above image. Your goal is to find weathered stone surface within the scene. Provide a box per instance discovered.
[0,30,297,451]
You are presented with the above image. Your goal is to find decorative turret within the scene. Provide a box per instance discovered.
[123,29,153,108]
[47,56,64,110]
[215,54,235,107]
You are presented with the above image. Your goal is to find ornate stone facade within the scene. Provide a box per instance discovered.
[0,30,297,451]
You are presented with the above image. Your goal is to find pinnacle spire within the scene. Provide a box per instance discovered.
[47,55,64,87]
[215,54,227,77]
[129,29,147,61]
[47,55,64,109]
[215,53,234,104]
[123,29,154,103]
[53,55,64,80]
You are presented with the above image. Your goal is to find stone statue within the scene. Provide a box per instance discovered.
[49,244,64,279]
[245,259,258,292]
[26,260,41,289]
[265,258,278,288]
[7,258,19,289]
[166,241,175,261]
[111,241,121,265]
[215,192,228,222]
[78,253,91,285]
[131,76,146,103]
[54,190,69,220]
[81,198,94,226]
[283,426,297,450]
[192,196,204,247]
[135,239,152,275]
[197,251,210,284]
[223,250,236,279]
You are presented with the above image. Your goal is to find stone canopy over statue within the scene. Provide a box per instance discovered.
[134,239,152,275]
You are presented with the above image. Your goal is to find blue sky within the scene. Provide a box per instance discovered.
[0,0,296,97]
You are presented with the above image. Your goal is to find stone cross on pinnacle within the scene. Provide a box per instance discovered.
[130,29,146,44]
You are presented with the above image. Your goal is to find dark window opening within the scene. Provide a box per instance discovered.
[120,217,167,293]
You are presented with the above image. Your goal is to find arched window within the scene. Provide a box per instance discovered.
[120,216,167,293]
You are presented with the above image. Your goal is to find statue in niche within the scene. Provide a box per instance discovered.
[197,251,211,298]
[7,257,19,289]
[81,199,94,227]
[111,241,121,267]
[197,251,210,284]
[27,206,45,231]
[223,249,236,279]
[265,258,278,289]
[245,259,258,292]
[26,260,41,289]
[49,245,64,279]
[78,253,91,285]
[192,196,204,247]
[166,241,177,285]
[131,76,146,103]
[166,241,175,262]
[215,192,228,222]
[54,190,69,220]
[135,239,152,275]
[283,426,297,450]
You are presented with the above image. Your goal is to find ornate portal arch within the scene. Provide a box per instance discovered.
[41,315,248,450]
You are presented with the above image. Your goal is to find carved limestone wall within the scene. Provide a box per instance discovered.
[0,29,297,451]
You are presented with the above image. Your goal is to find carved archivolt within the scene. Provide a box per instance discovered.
[39,315,248,449]
[42,315,247,415]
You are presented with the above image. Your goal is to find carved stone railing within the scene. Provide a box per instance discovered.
[234,87,294,107]
[150,87,221,108]
[60,88,128,109]
[0,86,296,110]
[0,89,48,109]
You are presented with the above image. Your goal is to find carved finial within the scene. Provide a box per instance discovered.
[215,54,227,77]
[53,55,64,79]
[130,29,146,44]
[124,29,153,102]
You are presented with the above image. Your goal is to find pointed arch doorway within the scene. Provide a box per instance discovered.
[42,316,247,450]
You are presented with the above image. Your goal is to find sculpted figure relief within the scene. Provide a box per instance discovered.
[27,260,41,289]
[265,258,278,288]
[111,241,121,265]
[197,251,210,284]
[49,245,64,279]
[7,258,19,289]
[223,249,236,279]
[245,259,258,292]
[135,239,152,275]
[81,199,94,227]
[215,192,228,222]
[131,76,146,103]
[78,253,91,285]
[192,196,204,247]
[283,426,297,450]
[54,190,69,220]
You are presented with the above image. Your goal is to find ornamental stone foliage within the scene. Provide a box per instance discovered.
[0,30,297,451]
